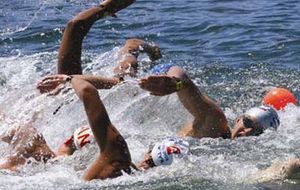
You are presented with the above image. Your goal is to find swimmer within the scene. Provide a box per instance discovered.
[57,0,161,77]
[61,75,134,180]
[1,0,183,178]
[38,65,281,171]
[138,66,280,140]
[38,0,161,94]
[0,74,136,181]
[113,38,162,77]
[59,124,190,170]
[1,72,191,179]
[1,0,136,177]
[0,73,133,181]
[138,136,189,170]
[0,113,56,171]
[249,158,300,183]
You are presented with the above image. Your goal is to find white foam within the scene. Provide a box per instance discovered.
[1,50,300,189]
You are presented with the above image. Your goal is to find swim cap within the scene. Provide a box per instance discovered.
[263,87,298,110]
[150,63,174,74]
[151,137,189,166]
[245,105,280,130]
[73,126,94,150]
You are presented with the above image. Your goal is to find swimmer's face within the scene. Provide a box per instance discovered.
[231,115,264,139]
[138,151,156,170]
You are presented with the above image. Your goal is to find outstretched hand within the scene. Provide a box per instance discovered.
[100,0,135,18]
[139,75,178,96]
[37,74,70,95]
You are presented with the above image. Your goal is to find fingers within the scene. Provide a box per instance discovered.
[38,74,67,85]
[37,80,61,94]
[47,84,65,96]
[37,83,54,93]
[139,79,156,91]
[139,76,164,92]
[38,75,59,84]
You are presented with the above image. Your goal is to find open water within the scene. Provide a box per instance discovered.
[1,0,300,189]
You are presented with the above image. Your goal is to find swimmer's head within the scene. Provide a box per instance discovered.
[138,137,189,170]
[231,105,280,139]
[142,44,162,61]
[73,126,94,150]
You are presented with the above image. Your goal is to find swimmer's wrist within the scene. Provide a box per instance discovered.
[176,80,183,91]
[173,77,183,91]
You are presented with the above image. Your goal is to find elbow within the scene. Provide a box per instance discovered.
[65,18,85,34]
[65,19,76,30]
[78,83,99,101]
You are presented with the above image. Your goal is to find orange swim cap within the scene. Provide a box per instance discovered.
[263,88,298,110]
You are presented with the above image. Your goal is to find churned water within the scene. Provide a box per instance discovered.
[1,0,300,189]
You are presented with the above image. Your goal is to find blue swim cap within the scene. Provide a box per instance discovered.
[150,63,174,74]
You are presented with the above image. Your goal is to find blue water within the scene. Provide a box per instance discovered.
[1,0,300,189]
[2,0,300,67]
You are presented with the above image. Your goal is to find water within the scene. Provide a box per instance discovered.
[1,0,300,189]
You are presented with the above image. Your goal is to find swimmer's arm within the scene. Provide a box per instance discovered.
[58,0,134,75]
[280,159,300,179]
[71,76,131,180]
[139,66,230,138]
[71,75,120,89]
[70,77,111,151]
[58,6,112,75]
[167,67,230,137]
[37,74,120,95]
[114,39,162,77]
[166,67,220,118]
[121,39,162,61]
[0,155,25,171]
[252,159,300,182]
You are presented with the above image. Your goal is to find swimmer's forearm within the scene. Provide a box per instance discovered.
[71,75,120,89]
[72,6,106,26]
[167,67,224,120]
[121,39,162,60]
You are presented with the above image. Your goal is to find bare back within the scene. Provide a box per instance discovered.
[0,125,55,170]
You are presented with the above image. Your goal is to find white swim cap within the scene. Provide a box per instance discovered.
[151,137,189,166]
[245,105,280,130]
[73,126,94,150]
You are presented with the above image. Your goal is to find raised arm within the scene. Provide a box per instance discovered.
[70,77,111,151]
[69,77,132,180]
[139,66,231,139]
[114,39,162,77]
[58,0,135,75]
